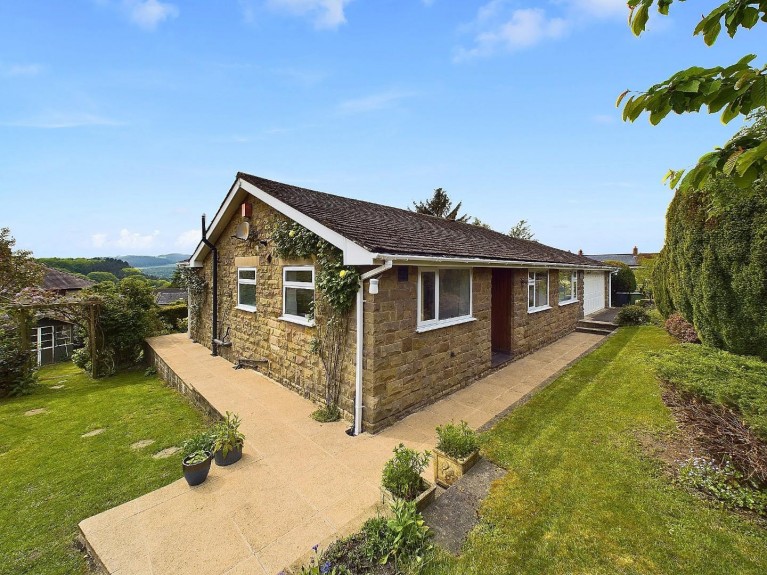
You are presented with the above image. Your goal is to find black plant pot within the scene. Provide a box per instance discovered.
[182,453,213,486]
[214,444,243,466]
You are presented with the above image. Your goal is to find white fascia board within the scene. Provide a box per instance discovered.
[189,179,247,267]
[238,180,376,265]
[373,253,612,271]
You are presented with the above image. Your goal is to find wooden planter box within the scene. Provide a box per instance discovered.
[380,478,437,512]
[433,448,480,488]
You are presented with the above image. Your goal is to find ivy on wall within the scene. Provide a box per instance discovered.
[272,221,360,420]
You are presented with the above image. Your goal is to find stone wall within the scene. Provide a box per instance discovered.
[510,269,583,357]
[190,197,358,417]
[361,266,492,432]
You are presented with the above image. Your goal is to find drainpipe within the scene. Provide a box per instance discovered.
[352,260,393,436]
[200,214,219,356]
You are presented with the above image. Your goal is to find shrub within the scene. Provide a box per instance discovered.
[654,177,767,360]
[157,302,188,332]
[665,312,700,343]
[652,345,767,442]
[381,499,433,565]
[605,260,637,293]
[678,457,767,516]
[436,421,479,459]
[616,304,650,326]
[311,404,341,423]
[0,325,37,397]
[381,444,431,500]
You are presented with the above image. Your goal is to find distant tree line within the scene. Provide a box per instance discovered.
[37,257,132,279]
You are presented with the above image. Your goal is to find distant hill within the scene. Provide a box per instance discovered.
[119,254,190,268]
[38,257,132,278]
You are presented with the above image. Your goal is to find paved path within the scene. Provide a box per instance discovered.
[80,331,604,575]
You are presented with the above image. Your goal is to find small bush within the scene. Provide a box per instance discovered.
[616,304,650,326]
[311,404,341,423]
[0,326,37,397]
[436,420,479,459]
[381,444,431,501]
[678,457,767,515]
[381,499,433,565]
[665,312,700,343]
[181,430,215,459]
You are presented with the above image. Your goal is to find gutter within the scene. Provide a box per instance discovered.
[352,259,393,436]
[200,214,219,356]
[372,253,612,271]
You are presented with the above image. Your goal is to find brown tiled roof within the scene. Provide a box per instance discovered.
[42,267,94,291]
[239,173,605,267]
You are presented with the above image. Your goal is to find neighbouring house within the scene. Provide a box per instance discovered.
[186,173,612,433]
[29,267,94,366]
[154,288,188,306]
[581,246,658,269]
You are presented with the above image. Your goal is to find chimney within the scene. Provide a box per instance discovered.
[578,249,583,256]
[632,246,638,256]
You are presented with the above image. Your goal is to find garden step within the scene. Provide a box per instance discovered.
[575,326,615,336]
[421,458,506,555]
[577,319,618,332]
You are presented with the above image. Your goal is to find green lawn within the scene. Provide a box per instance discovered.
[426,327,767,575]
[0,363,207,575]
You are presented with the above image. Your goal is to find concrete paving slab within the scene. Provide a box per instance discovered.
[80,330,606,575]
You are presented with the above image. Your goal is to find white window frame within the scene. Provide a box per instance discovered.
[280,266,315,327]
[237,267,257,312]
[416,267,475,333]
[528,270,551,313]
[558,270,578,306]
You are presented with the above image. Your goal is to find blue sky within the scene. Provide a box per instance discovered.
[1,1,763,258]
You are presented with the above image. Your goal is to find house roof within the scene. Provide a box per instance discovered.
[191,173,610,270]
[155,288,188,306]
[584,254,639,267]
[42,267,94,291]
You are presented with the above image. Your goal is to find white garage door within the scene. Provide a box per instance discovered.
[583,272,606,315]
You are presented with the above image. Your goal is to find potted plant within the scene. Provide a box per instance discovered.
[181,431,215,486]
[213,411,245,466]
[380,443,436,511]
[433,420,480,488]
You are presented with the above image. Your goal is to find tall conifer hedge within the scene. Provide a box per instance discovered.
[653,178,767,360]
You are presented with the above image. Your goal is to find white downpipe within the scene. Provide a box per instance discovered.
[353,260,393,436]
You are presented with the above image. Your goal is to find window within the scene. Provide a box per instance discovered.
[558,270,578,304]
[528,271,550,312]
[282,266,315,325]
[418,268,473,331]
[237,268,257,312]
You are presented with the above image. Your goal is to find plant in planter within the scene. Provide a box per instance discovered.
[381,443,435,511]
[433,420,480,488]
[213,411,245,466]
[181,430,215,486]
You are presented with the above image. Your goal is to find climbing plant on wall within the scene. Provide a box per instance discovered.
[272,221,360,421]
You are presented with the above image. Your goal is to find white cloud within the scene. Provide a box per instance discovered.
[456,7,567,60]
[337,90,414,114]
[175,229,200,249]
[3,63,42,77]
[455,0,628,61]
[91,229,160,250]
[4,112,123,129]
[266,0,352,29]
[123,0,179,30]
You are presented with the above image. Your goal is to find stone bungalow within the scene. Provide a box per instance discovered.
[188,173,611,433]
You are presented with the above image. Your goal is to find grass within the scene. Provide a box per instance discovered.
[0,362,207,575]
[424,327,767,575]
[651,344,767,441]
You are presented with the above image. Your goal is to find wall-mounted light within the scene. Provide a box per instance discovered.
[369,278,379,295]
